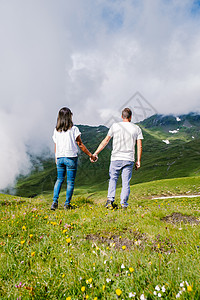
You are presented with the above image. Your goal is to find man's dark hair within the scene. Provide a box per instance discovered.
[122,108,132,119]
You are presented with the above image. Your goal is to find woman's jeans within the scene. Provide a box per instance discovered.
[107,160,134,207]
[53,157,78,205]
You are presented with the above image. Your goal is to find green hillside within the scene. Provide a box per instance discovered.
[1,114,199,299]
[141,113,200,142]
[15,121,200,198]
[1,176,200,299]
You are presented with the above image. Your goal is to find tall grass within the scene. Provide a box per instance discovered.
[0,177,200,299]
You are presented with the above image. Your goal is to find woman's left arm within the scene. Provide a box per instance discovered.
[76,135,97,161]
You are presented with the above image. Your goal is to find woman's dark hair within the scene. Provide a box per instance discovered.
[56,107,73,132]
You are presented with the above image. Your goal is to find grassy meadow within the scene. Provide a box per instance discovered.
[1,176,200,299]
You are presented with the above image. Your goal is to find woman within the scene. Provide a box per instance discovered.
[51,107,97,210]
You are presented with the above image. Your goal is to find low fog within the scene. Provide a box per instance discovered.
[0,0,200,189]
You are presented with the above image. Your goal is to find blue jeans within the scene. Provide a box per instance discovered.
[53,157,78,205]
[107,160,134,207]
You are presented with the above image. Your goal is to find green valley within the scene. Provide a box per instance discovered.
[1,113,200,299]
[15,113,200,198]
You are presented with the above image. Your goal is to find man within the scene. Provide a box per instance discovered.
[93,108,143,209]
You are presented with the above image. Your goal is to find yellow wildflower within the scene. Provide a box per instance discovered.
[103,285,106,291]
[81,286,85,292]
[63,229,68,233]
[86,295,89,299]
[66,238,71,244]
[122,245,126,250]
[93,298,98,300]
[29,234,33,238]
[31,252,35,257]
[86,278,93,284]
[129,267,134,273]
[187,286,192,292]
[116,288,122,296]
[50,221,57,226]
[66,297,71,300]
[20,240,25,245]
[22,226,26,230]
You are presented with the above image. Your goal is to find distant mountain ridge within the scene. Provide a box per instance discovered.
[140,112,200,143]
[140,112,200,129]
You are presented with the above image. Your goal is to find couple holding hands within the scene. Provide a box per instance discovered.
[51,107,143,211]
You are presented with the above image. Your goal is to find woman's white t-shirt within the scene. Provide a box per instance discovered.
[52,126,81,158]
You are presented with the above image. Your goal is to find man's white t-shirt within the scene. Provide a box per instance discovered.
[52,126,81,158]
[108,122,143,162]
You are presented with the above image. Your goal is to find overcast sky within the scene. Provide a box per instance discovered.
[0,0,200,189]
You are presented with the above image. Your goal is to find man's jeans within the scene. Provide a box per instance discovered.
[107,160,134,207]
[53,157,78,205]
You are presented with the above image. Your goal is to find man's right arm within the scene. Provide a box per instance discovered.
[135,139,142,169]
[94,135,111,156]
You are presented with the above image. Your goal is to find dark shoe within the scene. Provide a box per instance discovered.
[51,202,58,211]
[64,204,75,210]
[105,200,114,209]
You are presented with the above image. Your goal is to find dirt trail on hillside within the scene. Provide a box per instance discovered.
[152,194,200,200]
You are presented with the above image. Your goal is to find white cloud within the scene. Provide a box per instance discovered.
[0,110,31,189]
[0,0,200,189]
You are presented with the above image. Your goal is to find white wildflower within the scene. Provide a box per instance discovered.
[140,294,146,300]
[162,286,166,292]
[129,292,136,298]
[153,291,157,295]
[121,264,125,269]
[106,278,111,283]
[155,285,160,291]
[158,293,162,297]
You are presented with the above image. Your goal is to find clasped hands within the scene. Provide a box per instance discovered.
[90,153,98,163]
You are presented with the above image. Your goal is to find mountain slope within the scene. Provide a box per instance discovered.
[15,113,200,197]
[140,112,200,143]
